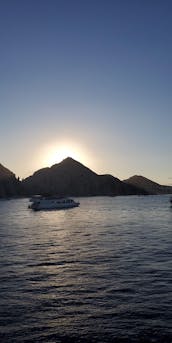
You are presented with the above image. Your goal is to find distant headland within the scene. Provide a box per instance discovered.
[0,157,172,198]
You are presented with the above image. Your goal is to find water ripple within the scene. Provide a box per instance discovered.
[0,196,172,342]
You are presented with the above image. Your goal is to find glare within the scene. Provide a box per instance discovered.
[42,143,83,167]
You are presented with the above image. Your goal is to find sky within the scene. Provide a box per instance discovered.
[0,0,171,185]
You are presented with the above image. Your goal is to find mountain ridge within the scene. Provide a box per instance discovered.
[0,164,21,198]
[0,163,14,179]
[21,157,148,197]
[0,158,172,198]
[124,175,172,195]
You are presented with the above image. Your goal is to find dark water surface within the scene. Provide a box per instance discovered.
[0,196,172,343]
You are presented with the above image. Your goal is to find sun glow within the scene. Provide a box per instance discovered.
[42,143,84,167]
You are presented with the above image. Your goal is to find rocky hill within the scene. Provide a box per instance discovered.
[0,163,21,198]
[22,157,147,197]
[2,158,171,198]
[124,175,172,195]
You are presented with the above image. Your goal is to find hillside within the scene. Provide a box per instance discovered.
[22,157,146,197]
[0,164,21,198]
[124,175,172,195]
[0,163,14,179]
[2,158,171,198]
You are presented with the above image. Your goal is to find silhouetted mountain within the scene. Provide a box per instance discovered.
[2,158,171,198]
[0,163,21,198]
[124,175,172,195]
[22,157,147,197]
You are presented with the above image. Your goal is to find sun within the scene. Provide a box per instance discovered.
[39,141,91,170]
[47,147,77,166]
[43,144,82,167]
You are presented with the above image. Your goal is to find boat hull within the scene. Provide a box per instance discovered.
[29,197,80,211]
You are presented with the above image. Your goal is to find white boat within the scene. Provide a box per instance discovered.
[29,196,80,211]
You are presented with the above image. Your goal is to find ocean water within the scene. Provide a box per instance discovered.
[0,195,172,343]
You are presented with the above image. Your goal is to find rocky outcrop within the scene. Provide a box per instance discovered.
[0,164,21,198]
[22,157,147,197]
[124,175,172,195]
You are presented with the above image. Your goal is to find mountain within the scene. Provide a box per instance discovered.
[0,163,21,198]
[2,158,171,198]
[124,175,172,195]
[0,163,14,179]
[22,157,147,197]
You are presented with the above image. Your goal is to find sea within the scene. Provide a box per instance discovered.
[0,195,172,343]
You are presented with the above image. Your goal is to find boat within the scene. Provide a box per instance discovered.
[29,196,80,211]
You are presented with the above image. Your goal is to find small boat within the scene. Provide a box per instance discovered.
[29,196,80,211]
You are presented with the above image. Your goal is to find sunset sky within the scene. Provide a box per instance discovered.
[0,0,171,185]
